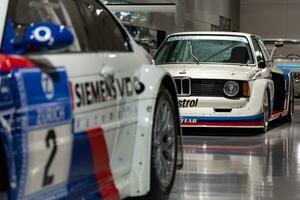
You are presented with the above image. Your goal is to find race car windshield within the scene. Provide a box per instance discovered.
[155,35,254,65]
[270,42,300,60]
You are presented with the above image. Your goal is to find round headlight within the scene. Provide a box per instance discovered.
[223,81,239,97]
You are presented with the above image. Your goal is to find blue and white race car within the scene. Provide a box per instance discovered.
[0,0,182,199]
[264,39,300,97]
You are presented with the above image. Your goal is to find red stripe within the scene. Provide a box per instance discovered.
[0,54,35,72]
[86,128,119,200]
[270,110,281,120]
[271,110,281,116]
[182,121,264,127]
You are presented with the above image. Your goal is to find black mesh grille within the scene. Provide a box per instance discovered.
[191,79,244,97]
[174,79,182,94]
[182,79,190,94]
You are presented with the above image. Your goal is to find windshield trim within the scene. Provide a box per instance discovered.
[154,34,254,65]
[156,61,256,67]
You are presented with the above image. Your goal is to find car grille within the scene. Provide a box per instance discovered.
[191,79,225,97]
[174,77,244,97]
[174,77,191,96]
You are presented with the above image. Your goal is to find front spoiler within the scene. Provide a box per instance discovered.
[181,113,264,128]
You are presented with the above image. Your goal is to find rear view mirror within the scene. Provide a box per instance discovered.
[258,60,266,69]
[2,20,74,54]
[23,22,74,52]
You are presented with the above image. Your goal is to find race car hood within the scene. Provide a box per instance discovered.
[158,63,258,81]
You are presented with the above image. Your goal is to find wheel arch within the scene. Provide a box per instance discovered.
[271,71,286,112]
[249,78,274,114]
[128,73,183,198]
[160,75,183,169]
[160,75,179,118]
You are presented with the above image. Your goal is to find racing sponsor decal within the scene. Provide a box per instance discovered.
[181,117,197,124]
[41,73,54,100]
[167,35,249,43]
[33,26,53,43]
[11,68,72,199]
[181,114,264,127]
[24,125,72,197]
[178,99,198,108]
[36,105,65,125]
[74,76,144,108]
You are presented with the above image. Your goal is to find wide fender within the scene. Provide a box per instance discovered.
[249,78,274,113]
[128,65,178,197]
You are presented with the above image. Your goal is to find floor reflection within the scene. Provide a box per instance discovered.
[171,101,300,200]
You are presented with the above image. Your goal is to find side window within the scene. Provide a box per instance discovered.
[76,0,131,52]
[257,39,271,61]
[251,37,264,62]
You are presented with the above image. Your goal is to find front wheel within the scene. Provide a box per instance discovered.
[144,85,179,200]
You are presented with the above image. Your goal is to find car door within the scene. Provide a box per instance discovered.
[73,0,143,184]
[5,0,142,198]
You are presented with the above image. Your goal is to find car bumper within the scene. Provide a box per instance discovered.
[181,113,265,128]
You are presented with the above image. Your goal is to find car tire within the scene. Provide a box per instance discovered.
[259,92,269,133]
[284,84,294,122]
[143,85,179,200]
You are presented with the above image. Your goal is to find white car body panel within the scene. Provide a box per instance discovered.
[178,78,274,127]
[0,1,180,199]
[29,45,169,198]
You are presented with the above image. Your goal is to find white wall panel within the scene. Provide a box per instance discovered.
[240,0,300,39]
[125,0,240,34]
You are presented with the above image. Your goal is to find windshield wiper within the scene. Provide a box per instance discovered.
[187,40,200,64]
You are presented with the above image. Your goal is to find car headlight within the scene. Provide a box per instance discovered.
[223,81,239,97]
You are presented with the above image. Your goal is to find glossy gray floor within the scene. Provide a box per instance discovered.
[170,100,300,200]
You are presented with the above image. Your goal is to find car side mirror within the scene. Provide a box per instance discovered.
[22,22,74,52]
[258,60,266,69]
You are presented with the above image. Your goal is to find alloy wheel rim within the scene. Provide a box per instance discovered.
[153,99,176,188]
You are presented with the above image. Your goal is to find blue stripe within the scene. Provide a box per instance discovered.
[181,113,264,122]
[275,65,300,70]
[67,131,102,200]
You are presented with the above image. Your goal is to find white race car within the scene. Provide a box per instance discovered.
[0,0,182,200]
[155,32,294,132]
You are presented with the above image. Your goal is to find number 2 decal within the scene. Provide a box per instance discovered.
[25,124,71,196]
[42,129,57,187]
